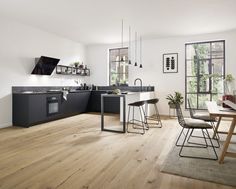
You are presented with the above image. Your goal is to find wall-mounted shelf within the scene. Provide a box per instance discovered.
[56,65,90,76]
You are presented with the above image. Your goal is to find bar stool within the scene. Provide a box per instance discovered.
[144,98,163,128]
[127,100,146,135]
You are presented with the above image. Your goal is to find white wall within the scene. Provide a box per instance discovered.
[87,30,236,116]
[0,17,88,128]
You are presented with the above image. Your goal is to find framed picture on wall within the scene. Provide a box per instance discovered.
[163,53,178,73]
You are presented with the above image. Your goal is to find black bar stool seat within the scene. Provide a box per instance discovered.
[146,98,159,104]
[128,101,145,107]
[127,100,147,135]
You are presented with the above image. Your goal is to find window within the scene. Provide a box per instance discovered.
[109,47,129,85]
[185,40,225,109]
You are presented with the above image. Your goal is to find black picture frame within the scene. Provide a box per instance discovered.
[163,53,178,73]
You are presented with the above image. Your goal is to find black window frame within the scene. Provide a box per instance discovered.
[109,47,129,86]
[185,40,225,110]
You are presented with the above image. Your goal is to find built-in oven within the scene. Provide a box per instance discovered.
[47,96,60,116]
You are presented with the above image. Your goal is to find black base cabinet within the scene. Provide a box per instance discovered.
[61,91,90,115]
[13,93,62,127]
[13,90,119,127]
[88,91,120,113]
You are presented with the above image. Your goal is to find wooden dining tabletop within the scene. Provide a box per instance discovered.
[206,101,236,163]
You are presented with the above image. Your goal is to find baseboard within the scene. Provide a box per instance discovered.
[0,122,12,129]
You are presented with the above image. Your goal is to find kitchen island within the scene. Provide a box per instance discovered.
[120,91,156,122]
[101,91,156,133]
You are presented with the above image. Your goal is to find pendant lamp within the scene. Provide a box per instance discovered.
[120,19,124,62]
[128,26,132,65]
[139,36,143,68]
[134,31,138,66]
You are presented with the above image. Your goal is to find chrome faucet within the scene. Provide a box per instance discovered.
[134,78,142,92]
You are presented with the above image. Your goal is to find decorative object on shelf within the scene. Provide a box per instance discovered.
[74,61,80,67]
[79,62,84,69]
[163,53,178,73]
[56,65,90,76]
[139,36,143,68]
[166,91,184,108]
[134,31,138,66]
[112,89,121,95]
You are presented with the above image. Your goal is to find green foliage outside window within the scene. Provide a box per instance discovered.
[186,41,225,109]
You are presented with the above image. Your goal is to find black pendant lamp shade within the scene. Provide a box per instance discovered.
[120,19,124,62]
[139,36,143,68]
[134,31,138,66]
[128,26,132,65]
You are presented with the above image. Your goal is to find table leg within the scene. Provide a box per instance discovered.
[213,116,221,139]
[219,118,236,164]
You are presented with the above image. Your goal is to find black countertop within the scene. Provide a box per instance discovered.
[12,86,155,95]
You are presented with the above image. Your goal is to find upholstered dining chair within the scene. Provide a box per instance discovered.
[188,98,220,146]
[175,103,218,160]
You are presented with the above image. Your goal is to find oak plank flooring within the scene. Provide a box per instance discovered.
[0,113,234,189]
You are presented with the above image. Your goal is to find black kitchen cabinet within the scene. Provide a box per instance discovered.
[13,90,118,127]
[13,92,91,127]
[89,91,120,113]
[61,91,90,115]
[77,91,90,113]
[88,91,105,112]
[13,93,62,127]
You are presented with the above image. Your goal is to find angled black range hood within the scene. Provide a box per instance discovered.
[31,56,60,75]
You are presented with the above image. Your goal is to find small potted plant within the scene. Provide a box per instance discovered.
[166,91,184,108]
[74,61,80,67]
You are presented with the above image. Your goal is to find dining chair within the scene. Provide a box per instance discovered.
[188,98,220,145]
[175,103,218,160]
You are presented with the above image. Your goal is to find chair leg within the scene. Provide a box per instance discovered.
[205,129,218,160]
[213,116,221,139]
[188,125,220,148]
[179,129,190,157]
[202,129,208,147]
[211,122,221,142]
[178,128,218,160]
[175,128,185,146]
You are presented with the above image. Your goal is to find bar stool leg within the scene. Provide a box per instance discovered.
[127,106,131,133]
[141,105,149,130]
[154,104,162,128]
[139,107,145,135]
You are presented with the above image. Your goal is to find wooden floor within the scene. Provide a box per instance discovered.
[0,113,235,189]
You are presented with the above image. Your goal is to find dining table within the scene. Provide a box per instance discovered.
[206,101,236,163]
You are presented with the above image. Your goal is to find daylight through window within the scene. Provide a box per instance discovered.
[109,48,129,85]
[185,40,225,109]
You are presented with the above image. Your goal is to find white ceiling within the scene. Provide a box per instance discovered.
[0,0,236,45]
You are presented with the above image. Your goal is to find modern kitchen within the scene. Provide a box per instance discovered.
[0,1,236,189]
